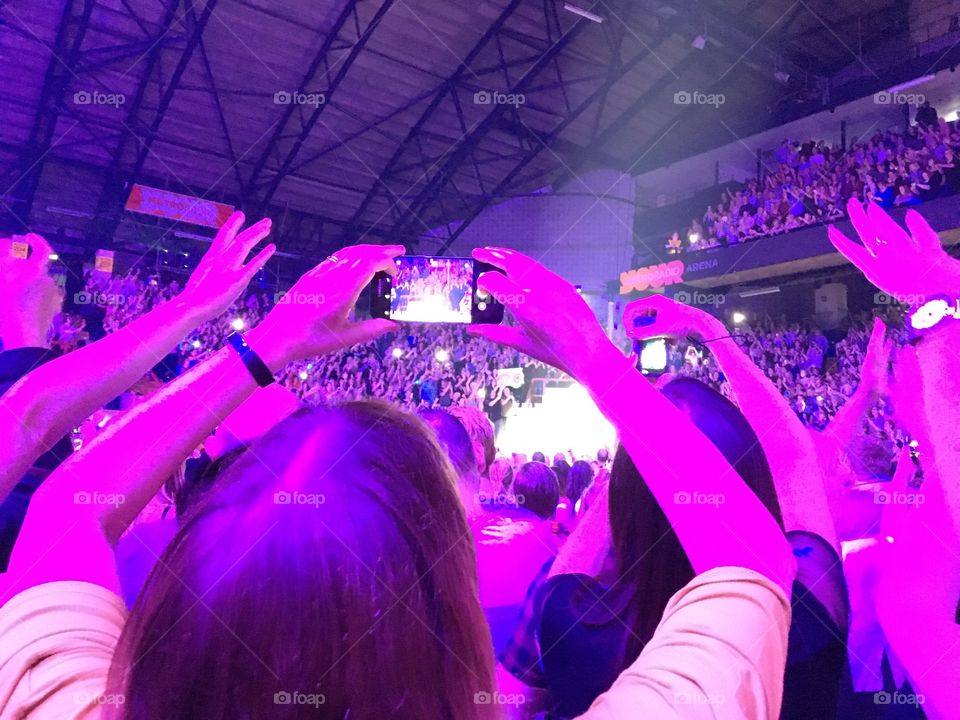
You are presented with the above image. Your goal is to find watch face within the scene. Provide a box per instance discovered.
[910,297,950,330]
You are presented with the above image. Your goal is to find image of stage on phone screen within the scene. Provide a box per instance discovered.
[389,256,473,323]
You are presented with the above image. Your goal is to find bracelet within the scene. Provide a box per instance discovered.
[226,331,275,387]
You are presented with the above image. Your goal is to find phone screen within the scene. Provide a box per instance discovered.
[639,338,667,374]
[371,256,504,325]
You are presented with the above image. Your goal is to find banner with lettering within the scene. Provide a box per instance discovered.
[125,184,234,229]
[619,259,684,294]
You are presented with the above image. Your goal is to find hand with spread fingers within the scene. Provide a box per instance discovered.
[466,247,618,381]
[827,198,960,301]
[180,211,276,320]
[250,244,404,367]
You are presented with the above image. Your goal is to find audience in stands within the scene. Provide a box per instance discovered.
[667,112,960,252]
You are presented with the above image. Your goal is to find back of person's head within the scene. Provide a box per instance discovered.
[417,407,480,497]
[513,461,560,520]
[566,460,594,505]
[551,460,570,496]
[488,457,514,492]
[448,405,495,476]
[108,402,497,719]
[552,452,566,466]
[607,377,782,658]
[531,451,546,463]
[596,448,610,466]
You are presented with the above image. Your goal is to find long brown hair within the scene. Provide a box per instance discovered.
[608,378,784,662]
[106,401,499,719]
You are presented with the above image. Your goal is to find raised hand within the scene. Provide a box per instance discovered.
[249,244,403,367]
[828,199,960,301]
[466,247,615,380]
[180,211,275,319]
[622,294,724,343]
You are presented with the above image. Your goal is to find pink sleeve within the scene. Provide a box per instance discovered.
[579,567,791,720]
[0,581,126,719]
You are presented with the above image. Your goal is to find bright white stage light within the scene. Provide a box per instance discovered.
[299,370,309,380]
[732,311,746,324]
[191,339,201,349]
[391,347,404,358]
[435,348,450,363]
[477,387,487,399]
[230,318,245,330]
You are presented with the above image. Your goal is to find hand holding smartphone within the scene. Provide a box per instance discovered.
[370,255,504,324]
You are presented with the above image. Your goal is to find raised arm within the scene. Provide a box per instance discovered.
[0,213,275,498]
[828,199,960,541]
[872,346,960,720]
[624,294,839,551]
[469,248,795,595]
[0,244,401,602]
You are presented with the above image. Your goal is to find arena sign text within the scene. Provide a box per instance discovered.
[619,260,685,294]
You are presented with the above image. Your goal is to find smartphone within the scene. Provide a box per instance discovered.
[638,337,667,374]
[370,256,505,324]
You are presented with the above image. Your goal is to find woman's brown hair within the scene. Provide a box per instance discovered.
[106,401,499,719]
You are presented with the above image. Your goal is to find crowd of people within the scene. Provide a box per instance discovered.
[667,107,960,253]
[64,263,907,443]
[0,198,958,719]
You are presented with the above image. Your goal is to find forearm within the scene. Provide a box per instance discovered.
[0,297,206,497]
[916,324,960,541]
[708,335,838,548]
[1,328,285,593]
[579,344,795,594]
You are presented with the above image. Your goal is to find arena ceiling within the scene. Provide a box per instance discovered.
[0,0,928,258]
